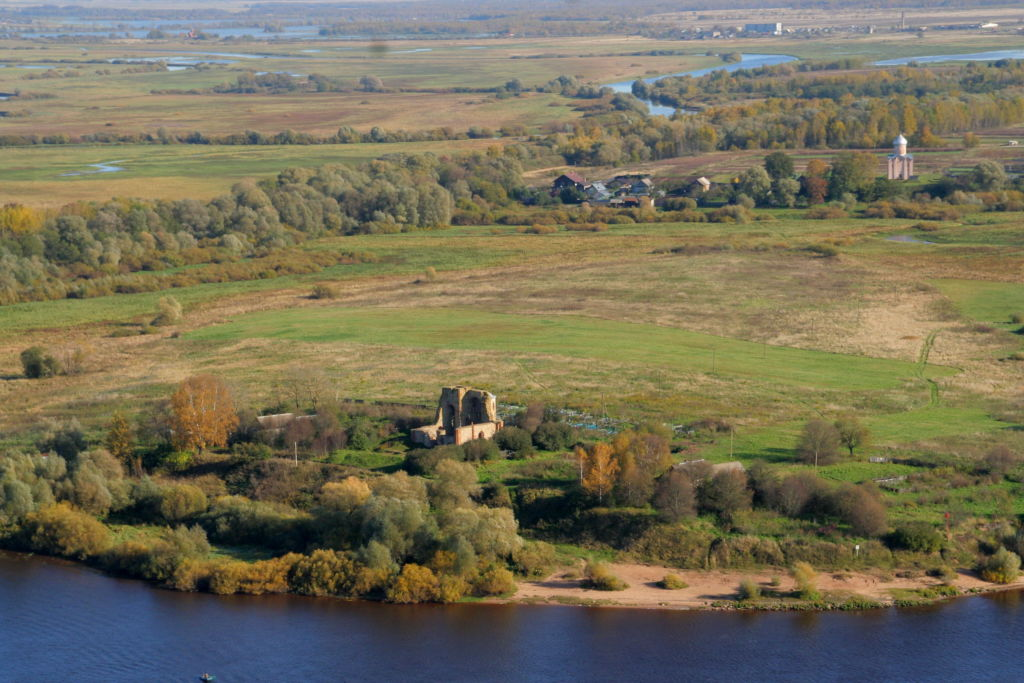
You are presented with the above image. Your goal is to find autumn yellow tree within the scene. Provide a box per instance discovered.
[576,443,619,504]
[169,375,239,454]
[0,203,45,234]
[105,411,140,476]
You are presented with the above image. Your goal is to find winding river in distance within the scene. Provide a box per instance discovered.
[1,551,1022,682]
[605,53,799,116]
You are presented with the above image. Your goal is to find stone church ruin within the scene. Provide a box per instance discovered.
[412,386,504,447]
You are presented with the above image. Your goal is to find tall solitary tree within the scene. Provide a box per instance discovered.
[797,419,841,467]
[169,375,238,454]
[834,416,870,457]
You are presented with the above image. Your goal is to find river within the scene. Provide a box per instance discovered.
[1,551,1022,682]
[605,53,798,116]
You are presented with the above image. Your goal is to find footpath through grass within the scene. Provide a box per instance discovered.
[187,305,952,391]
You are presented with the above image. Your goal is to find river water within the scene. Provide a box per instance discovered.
[1,551,1022,682]
[605,53,798,116]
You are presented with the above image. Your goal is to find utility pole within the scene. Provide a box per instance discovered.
[293,441,298,466]
[712,349,717,374]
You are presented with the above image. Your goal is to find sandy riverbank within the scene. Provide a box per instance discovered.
[507,562,1024,610]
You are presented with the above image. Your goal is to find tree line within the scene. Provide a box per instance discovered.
[0,149,542,305]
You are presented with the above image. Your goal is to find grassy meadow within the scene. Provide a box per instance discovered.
[2,214,1019,474]
[0,139,501,205]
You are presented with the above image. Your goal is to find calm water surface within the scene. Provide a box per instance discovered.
[605,53,799,116]
[1,550,1021,682]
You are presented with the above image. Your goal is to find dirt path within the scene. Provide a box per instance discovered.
[509,562,1024,610]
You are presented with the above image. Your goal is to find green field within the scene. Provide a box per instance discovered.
[0,139,501,205]
[188,306,951,391]
[932,279,1024,327]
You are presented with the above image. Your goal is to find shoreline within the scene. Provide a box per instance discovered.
[6,550,1020,613]
[497,562,1024,612]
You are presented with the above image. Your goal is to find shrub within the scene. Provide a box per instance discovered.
[532,422,576,451]
[36,419,88,460]
[152,295,182,326]
[310,284,338,299]
[386,563,440,603]
[404,445,462,475]
[208,561,249,595]
[159,484,209,523]
[927,566,959,583]
[979,548,1021,584]
[20,346,61,378]
[288,549,361,597]
[1010,313,1024,325]
[708,204,752,224]
[659,573,688,590]
[709,535,784,568]
[437,574,470,602]
[805,206,847,220]
[790,561,820,600]
[520,224,558,235]
[830,484,887,537]
[513,540,558,578]
[984,446,1020,477]
[582,561,628,591]
[887,522,944,553]
[461,438,500,462]
[231,442,273,461]
[737,578,761,601]
[804,244,839,258]
[564,222,608,232]
[698,469,752,521]
[473,565,517,596]
[494,427,534,458]
[24,502,111,560]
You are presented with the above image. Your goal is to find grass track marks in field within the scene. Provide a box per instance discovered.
[186,306,953,392]
[917,330,941,408]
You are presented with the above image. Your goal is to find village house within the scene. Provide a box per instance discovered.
[553,172,657,207]
[551,172,587,194]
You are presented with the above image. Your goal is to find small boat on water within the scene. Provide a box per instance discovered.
[199,675,216,682]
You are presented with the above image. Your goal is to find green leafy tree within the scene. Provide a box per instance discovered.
[737,166,772,206]
[834,416,870,457]
[494,427,534,457]
[764,151,795,181]
[827,152,876,200]
[970,160,1007,191]
[770,177,800,208]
